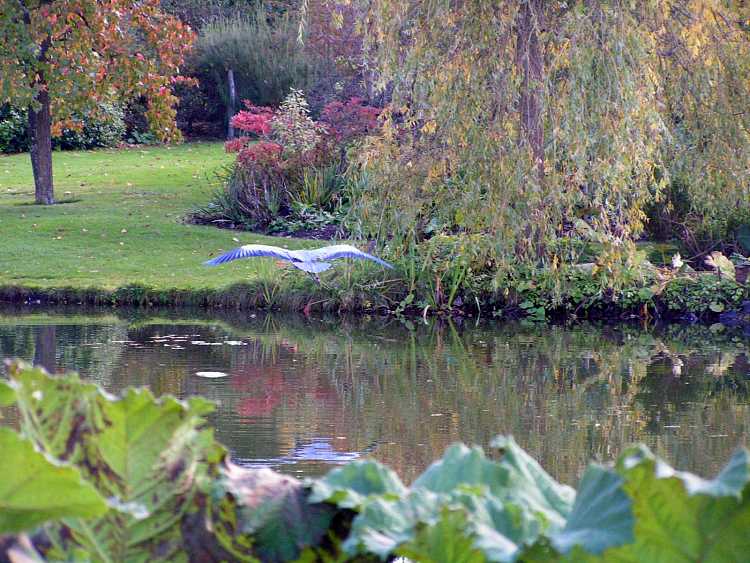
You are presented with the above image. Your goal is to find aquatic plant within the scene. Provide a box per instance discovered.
[2,361,750,561]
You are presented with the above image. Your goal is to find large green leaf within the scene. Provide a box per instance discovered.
[414,439,575,530]
[338,440,576,561]
[458,491,542,562]
[413,444,507,495]
[341,488,445,558]
[489,437,576,529]
[310,459,407,509]
[0,427,107,534]
[7,361,219,562]
[607,445,750,562]
[225,464,335,562]
[0,379,14,406]
[551,464,633,555]
[342,484,543,561]
[396,508,486,563]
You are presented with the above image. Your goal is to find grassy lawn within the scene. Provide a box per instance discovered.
[0,143,317,294]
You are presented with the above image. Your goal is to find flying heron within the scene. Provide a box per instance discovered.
[204,243,393,283]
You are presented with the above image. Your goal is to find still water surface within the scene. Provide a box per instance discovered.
[1,306,749,484]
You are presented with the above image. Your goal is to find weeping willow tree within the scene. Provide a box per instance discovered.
[348,0,750,274]
[653,2,750,250]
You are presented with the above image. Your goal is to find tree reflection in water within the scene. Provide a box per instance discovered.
[0,307,748,483]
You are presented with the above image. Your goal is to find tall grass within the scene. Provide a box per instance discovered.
[194,5,319,109]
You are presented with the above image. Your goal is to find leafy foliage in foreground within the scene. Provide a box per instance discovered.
[1,362,750,561]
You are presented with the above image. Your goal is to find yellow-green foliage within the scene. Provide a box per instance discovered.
[350,0,750,278]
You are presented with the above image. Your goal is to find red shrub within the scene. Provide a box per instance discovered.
[237,141,284,167]
[230,102,274,136]
[320,97,380,144]
[224,137,248,153]
[220,93,366,229]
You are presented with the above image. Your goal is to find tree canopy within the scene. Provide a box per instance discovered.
[351,0,750,273]
[0,0,195,203]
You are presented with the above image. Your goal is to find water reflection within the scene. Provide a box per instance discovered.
[1,305,748,484]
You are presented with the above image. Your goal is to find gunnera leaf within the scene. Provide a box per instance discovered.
[225,464,336,562]
[0,427,108,534]
[343,479,543,560]
[7,361,219,562]
[396,508,486,563]
[606,445,750,562]
[341,488,445,558]
[416,439,574,531]
[0,378,14,407]
[457,491,543,562]
[551,464,634,555]
[310,458,407,510]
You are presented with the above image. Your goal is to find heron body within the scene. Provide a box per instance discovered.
[204,243,393,279]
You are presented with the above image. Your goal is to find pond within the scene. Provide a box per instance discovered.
[1,305,749,485]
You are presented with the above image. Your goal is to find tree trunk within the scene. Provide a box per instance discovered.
[29,87,54,205]
[33,325,57,374]
[226,68,237,140]
[515,0,545,179]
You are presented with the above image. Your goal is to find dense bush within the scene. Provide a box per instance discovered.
[320,97,380,145]
[193,90,379,234]
[0,105,28,153]
[54,104,127,150]
[0,103,126,153]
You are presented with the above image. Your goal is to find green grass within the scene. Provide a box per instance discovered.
[0,143,324,301]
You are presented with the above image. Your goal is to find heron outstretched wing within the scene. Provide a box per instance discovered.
[204,244,294,266]
[302,244,394,269]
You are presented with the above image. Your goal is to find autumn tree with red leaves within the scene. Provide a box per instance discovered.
[0,0,195,204]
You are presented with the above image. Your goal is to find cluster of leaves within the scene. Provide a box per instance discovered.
[0,106,28,153]
[3,361,750,562]
[0,361,220,560]
[0,0,195,143]
[311,436,750,561]
[227,90,329,156]
[267,202,345,237]
[661,275,747,315]
[0,361,337,562]
[320,97,381,144]
[509,250,750,321]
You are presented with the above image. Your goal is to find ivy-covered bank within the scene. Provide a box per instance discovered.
[1,361,750,562]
